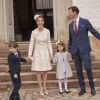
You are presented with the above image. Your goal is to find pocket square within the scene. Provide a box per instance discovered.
[81,25,84,27]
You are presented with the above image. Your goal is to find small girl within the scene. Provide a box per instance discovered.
[53,41,73,94]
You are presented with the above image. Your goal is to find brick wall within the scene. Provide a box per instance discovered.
[73,0,100,29]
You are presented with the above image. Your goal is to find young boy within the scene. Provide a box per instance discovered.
[8,42,27,100]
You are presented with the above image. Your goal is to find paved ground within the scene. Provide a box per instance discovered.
[0,87,100,100]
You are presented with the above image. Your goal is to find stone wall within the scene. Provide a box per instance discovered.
[0,0,5,42]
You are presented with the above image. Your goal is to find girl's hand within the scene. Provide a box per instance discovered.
[14,74,18,79]
[50,60,53,63]
[26,57,31,62]
[28,56,32,60]
[27,56,33,62]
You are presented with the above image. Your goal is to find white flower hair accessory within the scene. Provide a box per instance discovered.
[34,14,41,21]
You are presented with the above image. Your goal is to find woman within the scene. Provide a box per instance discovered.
[28,14,53,96]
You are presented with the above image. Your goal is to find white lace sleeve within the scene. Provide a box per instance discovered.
[28,31,34,57]
[47,30,53,56]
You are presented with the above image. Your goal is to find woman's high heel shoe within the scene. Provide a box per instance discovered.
[40,92,44,96]
[39,89,44,96]
[44,91,48,95]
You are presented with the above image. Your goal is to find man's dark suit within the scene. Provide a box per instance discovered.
[68,17,100,91]
[8,51,26,100]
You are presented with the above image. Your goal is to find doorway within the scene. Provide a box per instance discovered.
[13,0,54,41]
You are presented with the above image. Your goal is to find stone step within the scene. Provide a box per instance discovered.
[0,54,96,64]
[0,42,96,60]
[0,42,57,51]
[0,60,100,72]
[0,50,95,59]
[0,42,99,91]
[0,78,100,90]
[0,49,57,57]
[0,69,100,82]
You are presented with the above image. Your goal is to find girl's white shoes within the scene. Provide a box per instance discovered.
[59,89,70,94]
[65,89,70,94]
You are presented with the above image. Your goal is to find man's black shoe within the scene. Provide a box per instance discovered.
[91,88,96,96]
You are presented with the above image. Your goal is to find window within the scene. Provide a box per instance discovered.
[32,0,54,39]
[35,0,53,10]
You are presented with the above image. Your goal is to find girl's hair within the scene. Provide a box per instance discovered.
[57,41,66,52]
[8,41,18,48]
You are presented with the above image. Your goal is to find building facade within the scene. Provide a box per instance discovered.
[0,0,100,43]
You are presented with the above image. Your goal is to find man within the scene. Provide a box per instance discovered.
[68,6,100,96]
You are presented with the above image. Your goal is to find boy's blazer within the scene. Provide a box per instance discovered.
[8,51,26,74]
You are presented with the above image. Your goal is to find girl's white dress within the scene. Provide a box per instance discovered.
[28,28,53,71]
[53,52,73,79]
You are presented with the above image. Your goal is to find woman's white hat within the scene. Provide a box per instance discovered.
[34,14,41,21]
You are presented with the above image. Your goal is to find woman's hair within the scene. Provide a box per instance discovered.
[35,15,44,27]
[8,41,18,48]
[57,41,66,52]
[37,15,44,21]
[34,14,44,21]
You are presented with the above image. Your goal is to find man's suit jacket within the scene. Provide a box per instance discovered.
[8,51,26,75]
[68,17,100,54]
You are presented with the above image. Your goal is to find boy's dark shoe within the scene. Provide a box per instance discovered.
[79,90,86,96]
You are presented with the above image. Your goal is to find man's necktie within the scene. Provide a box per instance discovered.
[74,21,78,33]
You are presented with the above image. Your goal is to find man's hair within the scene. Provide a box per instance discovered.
[8,41,18,48]
[68,6,79,14]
